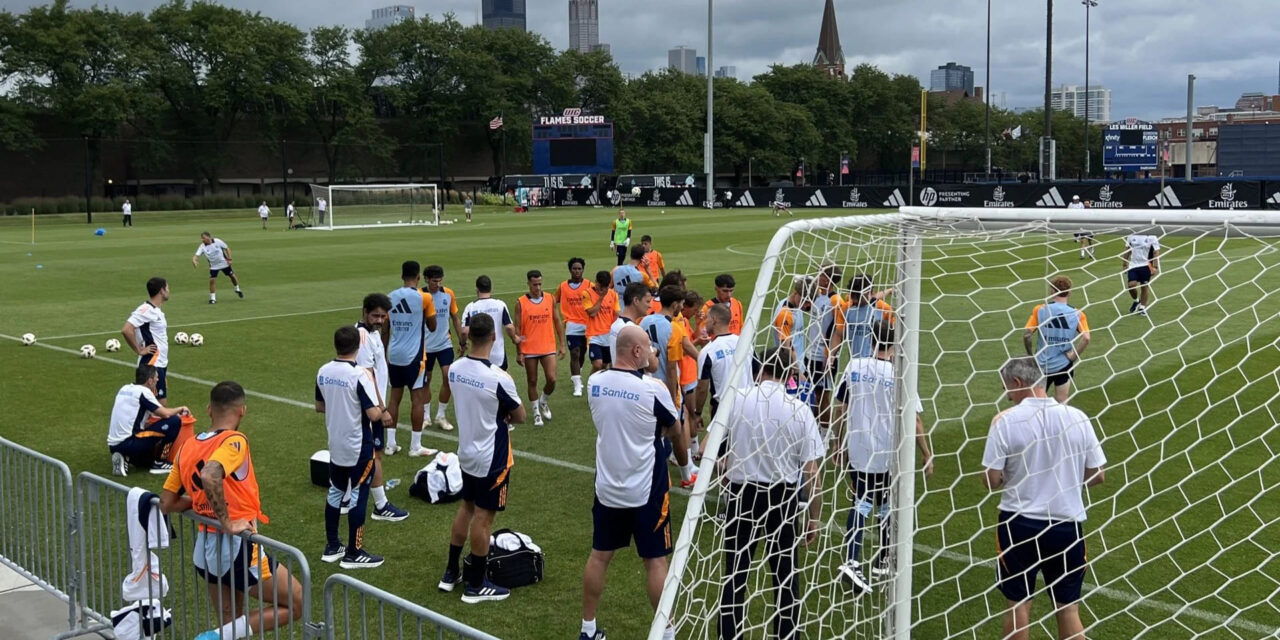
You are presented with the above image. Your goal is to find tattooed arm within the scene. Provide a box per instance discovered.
[200,460,251,535]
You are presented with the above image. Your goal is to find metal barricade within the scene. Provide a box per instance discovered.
[322,573,502,640]
[0,437,79,635]
[76,472,318,639]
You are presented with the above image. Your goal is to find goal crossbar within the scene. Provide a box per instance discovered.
[307,183,441,231]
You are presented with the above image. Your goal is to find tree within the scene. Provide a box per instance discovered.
[754,64,856,177]
[303,26,395,183]
[847,64,921,170]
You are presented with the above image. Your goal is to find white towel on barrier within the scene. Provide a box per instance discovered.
[492,530,541,554]
[123,487,170,602]
[111,600,173,640]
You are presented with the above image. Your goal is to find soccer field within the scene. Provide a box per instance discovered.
[1,205,1278,640]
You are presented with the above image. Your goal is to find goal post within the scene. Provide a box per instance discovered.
[655,207,1280,640]
[306,183,441,230]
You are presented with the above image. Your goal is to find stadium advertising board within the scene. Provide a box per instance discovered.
[1103,119,1159,172]
[533,109,615,175]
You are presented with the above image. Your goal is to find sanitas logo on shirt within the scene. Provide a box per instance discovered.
[448,371,486,389]
[847,371,894,388]
[590,385,641,401]
[317,375,353,388]
[715,348,734,360]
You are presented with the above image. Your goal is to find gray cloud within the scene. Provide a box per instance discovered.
[4,0,1275,119]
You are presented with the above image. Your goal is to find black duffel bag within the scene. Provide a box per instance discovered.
[465,528,544,589]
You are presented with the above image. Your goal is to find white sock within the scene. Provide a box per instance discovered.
[663,626,675,640]
[371,485,387,509]
[691,436,701,457]
[539,392,550,406]
[582,619,597,636]
[410,431,422,451]
[572,374,582,386]
[384,427,397,448]
[210,293,216,301]
[218,616,250,640]
[680,464,693,482]
[686,460,698,478]
[234,285,241,292]
[436,402,448,419]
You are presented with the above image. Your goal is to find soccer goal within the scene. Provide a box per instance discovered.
[656,208,1280,640]
[306,183,441,230]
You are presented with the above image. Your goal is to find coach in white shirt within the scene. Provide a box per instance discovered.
[983,356,1106,640]
[1122,232,1160,316]
[108,364,190,477]
[719,346,824,640]
[579,325,681,640]
[122,199,133,227]
[257,201,270,229]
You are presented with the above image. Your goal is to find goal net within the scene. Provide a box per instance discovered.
[656,208,1280,640]
[306,183,440,230]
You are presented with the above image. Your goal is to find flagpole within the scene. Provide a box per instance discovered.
[500,110,507,180]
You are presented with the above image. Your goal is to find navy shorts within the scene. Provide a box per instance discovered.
[1045,362,1075,389]
[567,335,587,351]
[388,361,425,390]
[803,357,832,390]
[425,348,455,371]
[209,267,235,279]
[1128,266,1152,284]
[589,343,612,365]
[996,511,1087,605]
[461,468,510,512]
[194,532,277,593]
[110,415,183,467]
[591,491,673,559]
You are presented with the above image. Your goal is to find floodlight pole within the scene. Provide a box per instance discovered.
[1083,0,1096,179]
[705,0,714,208]
[83,135,92,224]
[1042,0,1054,181]
[1186,74,1195,182]
[984,0,992,176]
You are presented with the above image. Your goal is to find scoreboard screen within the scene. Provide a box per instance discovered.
[1103,121,1159,172]
[533,117,614,175]
[550,139,597,167]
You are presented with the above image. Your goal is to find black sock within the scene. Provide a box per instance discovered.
[324,505,340,546]
[466,553,488,588]
[447,544,464,574]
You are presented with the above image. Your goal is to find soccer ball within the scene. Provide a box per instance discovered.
[631,186,641,197]
[79,344,96,359]
[174,332,190,345]
[190,333,204,347]
[104,338,121,352]
[20,333,36,346]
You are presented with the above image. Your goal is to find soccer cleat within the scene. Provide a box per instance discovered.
[371,502,409,522]
[149,461,173,475]
[840,563,870,595]
[533,412,544,428]
[679,472,699,490]
[111,452,128,477]
[461,579,510,604]
[194,630,222,640]
[1137,304,1148,317]
[409,446,439,458]
[339,549,384,569]
[236,289,244,298]
[208,299,216,305]
[438,568,463,592]
[540,399,553,421]
[383,443,401,456]
[321,542,345,563]
[870,554,892,578]
[578,632,607,640]
[1129,301,1139,314]
[435,417,455,432]
[573,382,583,397]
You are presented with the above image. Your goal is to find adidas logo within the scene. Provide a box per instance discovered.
[1035,187,1066,207]
[736,191,756,207]
[805,190,828,207]
[391,298,412,314]
[1267,192,1280,205]
[1147,185,1182,208]
[882,189,906,207]
[586,191,600,205]
[676,190,695,206]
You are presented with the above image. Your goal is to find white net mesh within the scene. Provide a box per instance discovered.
[658,209,1280,640]
[307,183,439,229]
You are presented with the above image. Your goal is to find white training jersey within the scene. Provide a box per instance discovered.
[723,380,825,485]
[587,368,678,508]
[355,323,389,404]
[286,204,296,217]
[122,202,132,215]
[127,302,169,368]
[448,356,521,477]
[836,356,923,473]
[195,239,230,270]
[1067,201,1086,209]
[107,383,161,446]
[698,333,745,402]
[1125,234,1160,269]
[257,205,269,218]
[314,359,378,466]
[462,297,513,366]
[982,396,1105,522]
[606,316,637,358]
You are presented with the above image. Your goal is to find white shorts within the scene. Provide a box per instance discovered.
[567,322,587,336]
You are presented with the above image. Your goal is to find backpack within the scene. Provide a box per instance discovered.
[465,528,544,589]
[408,452,464,504]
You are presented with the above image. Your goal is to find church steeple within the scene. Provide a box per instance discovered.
[813,0,845,77]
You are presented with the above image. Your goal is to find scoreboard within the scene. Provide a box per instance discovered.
[1103,119,1159,172]
[533,109,614,175]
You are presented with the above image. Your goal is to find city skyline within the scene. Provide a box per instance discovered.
[567,0,599,54]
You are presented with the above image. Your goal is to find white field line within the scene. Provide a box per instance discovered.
[4,331,1273,636]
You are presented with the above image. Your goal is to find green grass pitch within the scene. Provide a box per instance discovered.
[1,205,1278,639]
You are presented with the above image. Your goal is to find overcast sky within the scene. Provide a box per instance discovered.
[5,0,1277,120]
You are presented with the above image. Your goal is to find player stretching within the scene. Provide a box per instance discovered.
[514,270,564,427]
[1122,232,1160,316]
[610,209,632,266]
[700,274,744,336]
[771,199,793,217]
[585,270,619,376]
[356,294,409,522]
[384,261,439,457]
[422,265,463,432]
[121,277,171,404]
[160,382,305,640]
[556,258,593,396]
[438,313,526,603]
[193,232,244,304]
[1024,276,1091,405]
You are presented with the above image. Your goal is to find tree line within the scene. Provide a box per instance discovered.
[0,0,1102,192]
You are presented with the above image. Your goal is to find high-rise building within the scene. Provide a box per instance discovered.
[813,0,845,76]
[1050,84,1112,123]
[714,66,737,79]
[930,62,975,95]
[696,56,706,77]
[668,46,697,75]
[483,0,526,31]
[366,5,415,30]
[568,0,599,53]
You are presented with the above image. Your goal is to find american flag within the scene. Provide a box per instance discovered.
[489,115,504,130]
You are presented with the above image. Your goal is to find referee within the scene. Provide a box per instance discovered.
[982,356,1106,640]
[718,347,824,640]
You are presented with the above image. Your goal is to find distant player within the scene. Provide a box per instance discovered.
[639,235,666,284]
[461,275,519,371]
[286,201,296,228]
[122,198,133,227]
[610,209,633,266]
[317,197,328,225]
[355,294,409,521]
[422,265,463,432]
[257,201,269,229]
[555,258,593,397]
[438,313,526,603]
[1122,231,1160,316]
[612,245,653,310]
[1073,229,1095,260]
[513,270,563,427]
[108,364,190,476]
[192,232,244,304]
[585,270,619,376]
[464,196,474,223]
[1067,195,1085,210]
[121,277,171,402]
[383,261,439,458]
[771,199,793,217]
[1024,276,1091,404]
[700,274,745,336]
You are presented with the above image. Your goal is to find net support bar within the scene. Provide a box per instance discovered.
[888,223,924,639]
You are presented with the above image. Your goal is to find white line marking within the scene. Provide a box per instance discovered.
[5,331,1273,635]
[725,243,762,257]
[41,307,361,341]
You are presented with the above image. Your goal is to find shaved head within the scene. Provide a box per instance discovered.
[614,325,649,370]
